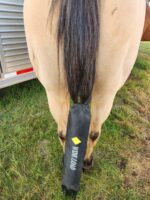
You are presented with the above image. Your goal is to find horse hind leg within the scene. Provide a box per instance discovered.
[83,42,143,169]
[83,90,116,170]
[46,87,70,151]
[84,37,144,170]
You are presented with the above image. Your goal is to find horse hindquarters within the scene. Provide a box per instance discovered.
[24,0,146,164]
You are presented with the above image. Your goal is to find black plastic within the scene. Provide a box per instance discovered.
[62,104,91,198]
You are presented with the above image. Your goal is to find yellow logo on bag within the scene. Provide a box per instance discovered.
[72,137,81,145]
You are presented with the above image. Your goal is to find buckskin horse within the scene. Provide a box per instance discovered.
[24,0,146,169]
[142,3,150,41]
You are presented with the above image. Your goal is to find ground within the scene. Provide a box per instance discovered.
[0,43,150,200]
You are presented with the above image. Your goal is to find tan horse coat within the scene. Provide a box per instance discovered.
[24,0,146,163]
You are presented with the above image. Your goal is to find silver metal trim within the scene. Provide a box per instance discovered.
[0,72,36,89]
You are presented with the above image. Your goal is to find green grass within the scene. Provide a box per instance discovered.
[0,43,150,200]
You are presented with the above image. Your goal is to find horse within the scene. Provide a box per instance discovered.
[24,0,146,170]
[142,4,150,41]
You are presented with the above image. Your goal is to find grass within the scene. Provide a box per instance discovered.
[0,42,150,200]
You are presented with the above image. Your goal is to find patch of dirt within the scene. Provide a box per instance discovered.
[117,157,128,171]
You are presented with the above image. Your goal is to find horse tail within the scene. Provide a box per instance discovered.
[51,0,100,103]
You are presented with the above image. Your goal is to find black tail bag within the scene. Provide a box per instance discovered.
[62,103,91,198]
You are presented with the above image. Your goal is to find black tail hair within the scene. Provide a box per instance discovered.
[51,0,100,103]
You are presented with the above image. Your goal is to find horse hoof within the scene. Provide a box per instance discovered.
[83,155,94,171]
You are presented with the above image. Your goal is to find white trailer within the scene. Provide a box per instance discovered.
[0,0,36,89]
